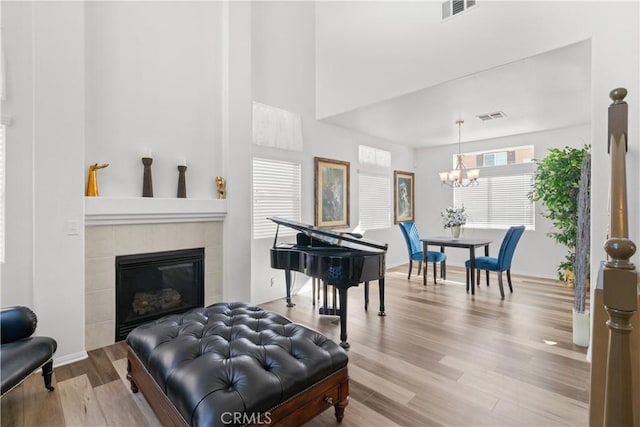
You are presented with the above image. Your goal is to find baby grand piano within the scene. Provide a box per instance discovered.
[268,217,388,348]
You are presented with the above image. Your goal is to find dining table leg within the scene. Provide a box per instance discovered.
[469,247,476,295]
[484,244,490,286]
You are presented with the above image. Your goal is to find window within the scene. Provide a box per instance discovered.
[358,145,391,231]
[465,145,533,168]
[359,145,391,168]
[252,102,303,152]
[358,173,391,231]
[252,157,301,239]
[482,151,507,167]
[453,146,535,230]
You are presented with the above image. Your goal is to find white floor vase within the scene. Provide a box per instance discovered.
[573,309,590,347]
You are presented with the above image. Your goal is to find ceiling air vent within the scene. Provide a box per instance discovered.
[477,111,507,121]
[442,0,477,20]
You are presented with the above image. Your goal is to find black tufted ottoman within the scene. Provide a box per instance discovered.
[126,302,349,426]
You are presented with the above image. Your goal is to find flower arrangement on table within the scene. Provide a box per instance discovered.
[441,206,467,229]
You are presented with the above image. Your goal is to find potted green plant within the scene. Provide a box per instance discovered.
[528,145,591,346]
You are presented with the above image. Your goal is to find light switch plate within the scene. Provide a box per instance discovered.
[66,220,80,236]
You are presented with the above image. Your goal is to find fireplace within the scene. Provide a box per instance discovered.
[115,248,204,341]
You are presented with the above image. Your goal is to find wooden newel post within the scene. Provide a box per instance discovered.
[602,88,637,427]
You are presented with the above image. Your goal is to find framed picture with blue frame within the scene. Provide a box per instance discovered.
[314,157,350,228]
[394,170,414,223]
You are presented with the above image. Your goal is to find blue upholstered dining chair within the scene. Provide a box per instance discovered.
[465,225,525,299]
[398,221,447,284]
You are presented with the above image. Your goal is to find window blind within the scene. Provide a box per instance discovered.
[454,163,535,230]
[359,173,391,231]
[252,157,301,239]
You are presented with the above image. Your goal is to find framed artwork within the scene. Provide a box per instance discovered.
[314,157,350,228]
[394,170,415,223]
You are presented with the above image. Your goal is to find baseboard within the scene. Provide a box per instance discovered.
[53,350,88,368]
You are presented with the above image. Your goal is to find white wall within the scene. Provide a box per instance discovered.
[316,2,634,120]
[85,2,223,199]
[222,1,253,302]
[250,2,415,304]
[416,124,591,279]
[1,2,87,363]
[1,2,34,307]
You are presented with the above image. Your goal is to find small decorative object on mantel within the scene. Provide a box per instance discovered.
[216,176,225,199]
[86,163,109,197]
[441,206,467,240]
[142,157,153,197]
[177,164,187,198]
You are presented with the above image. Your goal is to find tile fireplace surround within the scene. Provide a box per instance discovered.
[84,198,225,350]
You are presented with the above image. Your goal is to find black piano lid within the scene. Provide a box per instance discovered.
[268,217,388,253]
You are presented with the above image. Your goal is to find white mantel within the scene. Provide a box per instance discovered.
[85,197,227,225]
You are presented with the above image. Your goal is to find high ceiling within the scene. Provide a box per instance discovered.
[321,40,591,148]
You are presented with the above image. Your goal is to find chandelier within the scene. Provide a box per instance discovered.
[439,120,480,187]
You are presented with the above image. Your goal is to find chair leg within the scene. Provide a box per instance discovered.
[408,260,413,280]
[497,272,505,299]
[442,260,446,280]
[432,263,437,284]
[477,269,480,286]
[507,270,513,293]
[485,270,490,286]
[42,359,55,392]
[466,268,470,291]
[418,261,423,277]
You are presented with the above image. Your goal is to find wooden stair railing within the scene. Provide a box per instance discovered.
[589,88,638,426]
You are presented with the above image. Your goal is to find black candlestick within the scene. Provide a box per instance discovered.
[177,165,187,198]
[142,157,153,197]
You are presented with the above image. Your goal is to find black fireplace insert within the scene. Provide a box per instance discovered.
[115,248,204,341]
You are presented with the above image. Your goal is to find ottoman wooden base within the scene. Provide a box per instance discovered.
[127,348,349,426]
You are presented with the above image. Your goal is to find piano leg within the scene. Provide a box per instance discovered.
[323,281,328,309]
[312,278,316,307]
[378,277,386,316]
[285,269,295,307]
[364,281,369,310]
[338,287,350,349]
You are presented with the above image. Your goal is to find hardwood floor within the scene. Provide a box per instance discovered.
[1,266,590,426]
